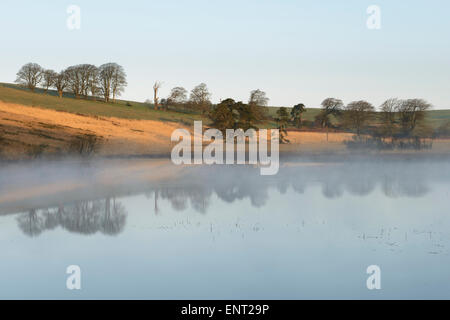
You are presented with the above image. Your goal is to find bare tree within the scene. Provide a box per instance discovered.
[98,63,127,103]
[189,83,211,114]
[343,100,375,136]
[65,65,83,98]
[15,63,43,92]
[52,71,68,98]
[153,81,162,110]
[65,64,98,98]
[111,65,127,103]
[168,86,188,107]
[249,89,269,106]
[87,66,100,100]
[316,98,344,141]
[42,69,57,94]
[380,98,400,138]
[99,63,114,102]
[248,89,269,121]
[74,64,97,97]
[396,99,432,135]
[79,64,89,97]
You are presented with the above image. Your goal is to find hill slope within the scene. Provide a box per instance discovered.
[0,83,204,125]
[2,83,449,129]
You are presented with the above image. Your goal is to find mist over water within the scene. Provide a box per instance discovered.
[0,158,450,299]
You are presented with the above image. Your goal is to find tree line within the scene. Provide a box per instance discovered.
[309,97,434,149]
[206,89,269,132]
[155,83,435,146]
[312,97,432,139]
[158,83,213,114]
[14,63,438,146]
[207,95,434,146]
[15,62,127,102]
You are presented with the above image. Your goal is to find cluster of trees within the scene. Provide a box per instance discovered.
[311,97,433,148]
[15,62,127,102]
[378,98,432,138]
[312,97,432,138]
[158,83,213,114]
[207,89,269,132]
[150,84,271,123]
[206,94,433,145]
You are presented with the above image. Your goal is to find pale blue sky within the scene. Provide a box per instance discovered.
[0,0,449,108]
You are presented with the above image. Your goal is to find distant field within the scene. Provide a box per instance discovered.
[1,83,449,129]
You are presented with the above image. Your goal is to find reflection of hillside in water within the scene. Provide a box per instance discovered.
[17,197,127,237]
[6,161,450,237]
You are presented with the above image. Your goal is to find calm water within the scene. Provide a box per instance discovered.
[0,159,450,299]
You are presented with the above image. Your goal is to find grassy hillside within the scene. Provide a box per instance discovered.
[1,82,449,129]
[0,83,204,126]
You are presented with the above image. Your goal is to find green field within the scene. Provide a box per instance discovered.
[1,83,449,129]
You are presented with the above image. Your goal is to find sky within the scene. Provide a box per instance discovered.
[0,0,449,109]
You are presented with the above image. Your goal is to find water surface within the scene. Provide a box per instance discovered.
[0,159,449,299]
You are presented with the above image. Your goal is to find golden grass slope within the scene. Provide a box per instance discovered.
[0,101,188,159]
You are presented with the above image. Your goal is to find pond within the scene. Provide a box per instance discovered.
[0,159,449,299]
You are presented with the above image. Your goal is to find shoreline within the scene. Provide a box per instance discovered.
[2,150,450,166]
[2,100,450,161]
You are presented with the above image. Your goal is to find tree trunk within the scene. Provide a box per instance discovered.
[154,90,159,110]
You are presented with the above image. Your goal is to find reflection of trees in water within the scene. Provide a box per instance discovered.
[102,198,127,235]
[381,175,429,198]
[189,188,212,214]
[145,167,270,214]
[344,179,376,197]
[14,163,437,231]
[214,183,268,208]
[322,181,344,199]
[16,198,127,237]
[316,164,429,199]
[149,187,213,214]
[17,209,45,237]
[144,163,433,214]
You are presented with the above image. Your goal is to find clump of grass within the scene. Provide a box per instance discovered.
[68,134,101,157]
